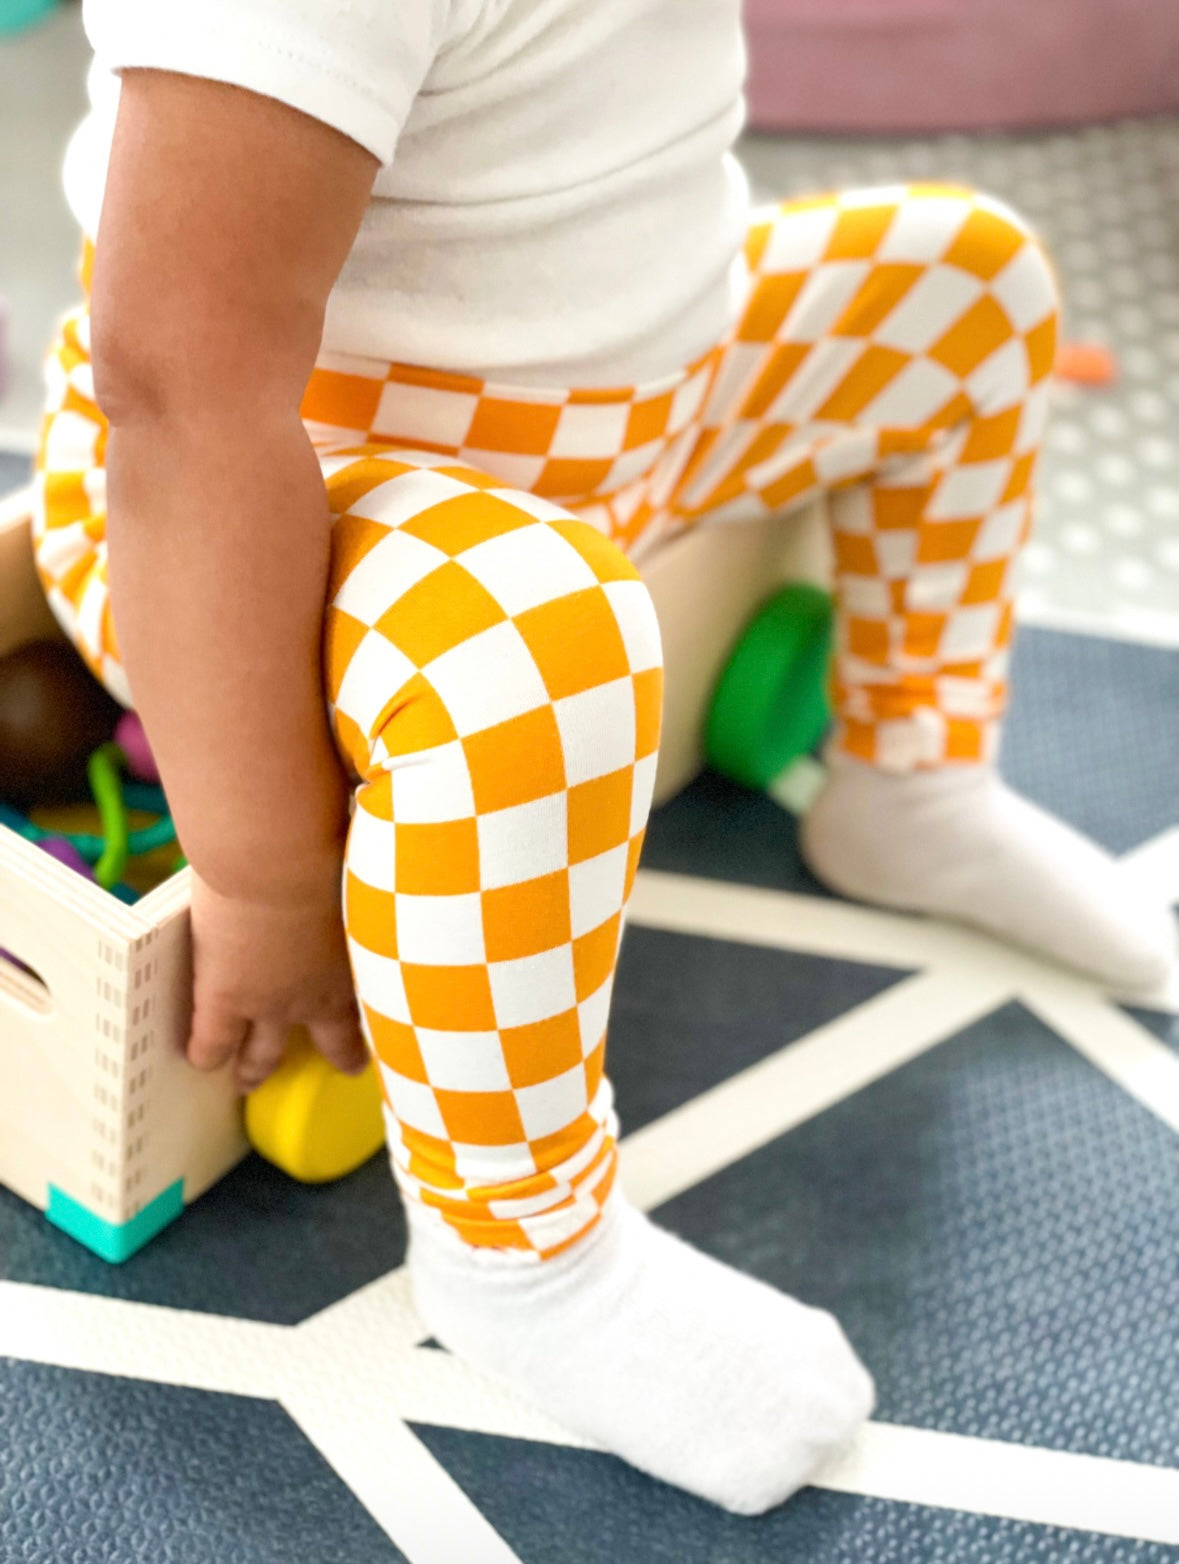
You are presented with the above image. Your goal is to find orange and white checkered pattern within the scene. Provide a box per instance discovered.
[321,448,661,1257]
[675,184,1060,767]
[33,183,1059,1258]
[292,183,1059,768]
[32,304,128,703]
[302,354,717,529]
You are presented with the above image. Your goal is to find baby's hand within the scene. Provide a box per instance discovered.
[186,865,367,1094]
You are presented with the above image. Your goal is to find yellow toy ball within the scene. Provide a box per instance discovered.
[245,1026,386,1183]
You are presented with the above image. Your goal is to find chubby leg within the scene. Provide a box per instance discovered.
[34,304,872,1510]
[35,288,870,1512]
[321,447,873,1512]
[675,187,1174,986]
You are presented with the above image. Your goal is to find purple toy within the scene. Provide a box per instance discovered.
[114,711,159,782]
[35,835,94,879]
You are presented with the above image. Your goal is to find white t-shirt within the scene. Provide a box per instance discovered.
[64,0,751,387]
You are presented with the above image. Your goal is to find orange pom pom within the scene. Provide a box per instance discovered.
[1056,342,1118,387]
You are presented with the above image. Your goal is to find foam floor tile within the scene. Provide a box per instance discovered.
[0,1153,405,1325]
[0,1357,407,1564]
[658,1000,1179,1468]
[1000,629,1179,856]
[413,1425,1179,1564]
[640,765,835,896]
[609,927,912,1133]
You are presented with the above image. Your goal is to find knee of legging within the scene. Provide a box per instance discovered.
[553,519,666,692]
[912,187,1061,412]
[912,186,1062,326]
[340,505,664,780]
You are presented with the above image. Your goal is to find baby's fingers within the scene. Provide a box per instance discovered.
[235,1019,291,1094]
[309,1012,369,1077]
[187,1003,248,1075]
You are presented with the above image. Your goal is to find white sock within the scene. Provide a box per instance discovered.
[802,753,1176,989]
[408,1195,874,1515]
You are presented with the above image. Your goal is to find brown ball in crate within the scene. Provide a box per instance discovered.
[0,640,123,807]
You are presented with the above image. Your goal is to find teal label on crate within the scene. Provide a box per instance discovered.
[47,1179,185,1263]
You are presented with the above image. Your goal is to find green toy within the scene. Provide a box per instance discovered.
[0,740,176,896]
[706,582,835,800]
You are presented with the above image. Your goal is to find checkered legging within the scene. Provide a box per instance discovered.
[34,184,1059,1258]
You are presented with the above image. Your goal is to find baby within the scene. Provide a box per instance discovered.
[34,0,1174,1515]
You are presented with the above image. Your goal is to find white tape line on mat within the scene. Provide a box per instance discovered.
[818,1421,1179,1547]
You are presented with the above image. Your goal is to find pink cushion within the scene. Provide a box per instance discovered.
[746,0,1179,133]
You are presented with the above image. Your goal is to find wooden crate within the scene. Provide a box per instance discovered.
[644,499,830,808]
[0,480,827,1261]
[0,486,249,1262]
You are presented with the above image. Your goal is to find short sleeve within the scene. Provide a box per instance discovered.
[81,0,449,165]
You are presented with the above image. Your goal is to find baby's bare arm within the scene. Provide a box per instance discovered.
[90,70,379,1084]
[92,67,378,900]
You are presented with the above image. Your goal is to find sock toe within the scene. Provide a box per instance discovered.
[409,1199,874,1515]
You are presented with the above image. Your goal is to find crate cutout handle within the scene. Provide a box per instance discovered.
[0,945,52,1014]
